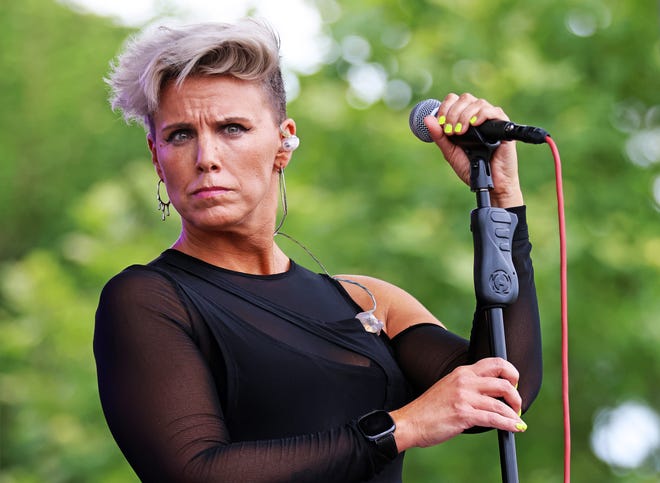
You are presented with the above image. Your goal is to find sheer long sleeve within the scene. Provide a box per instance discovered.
[391,205,542,413]
[94,268,395,483]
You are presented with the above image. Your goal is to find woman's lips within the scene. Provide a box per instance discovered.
[192,186,229,199]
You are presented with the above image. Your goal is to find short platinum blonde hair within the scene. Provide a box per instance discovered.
[106,18,287,129]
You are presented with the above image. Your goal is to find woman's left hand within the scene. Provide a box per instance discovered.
[422,92,523,208]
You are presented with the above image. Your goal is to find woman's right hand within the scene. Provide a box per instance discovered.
[389,357,526,452]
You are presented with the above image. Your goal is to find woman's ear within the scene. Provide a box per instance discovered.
[275,118,298,169]
[147,132,164,180]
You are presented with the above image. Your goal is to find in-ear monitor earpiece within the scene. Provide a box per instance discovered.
[280,125,300,152]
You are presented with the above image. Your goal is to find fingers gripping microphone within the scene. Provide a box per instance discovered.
[409,98,549,145]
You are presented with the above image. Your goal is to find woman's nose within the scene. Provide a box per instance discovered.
[195,136,222,172]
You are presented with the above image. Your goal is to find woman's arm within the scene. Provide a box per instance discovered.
[339,206,541,452]
[337,94,542,453]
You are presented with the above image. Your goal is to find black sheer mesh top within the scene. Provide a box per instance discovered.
[95,249,412,482]
[94,206,542,482]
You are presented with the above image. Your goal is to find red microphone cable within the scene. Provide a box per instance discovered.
[546,136,571,483]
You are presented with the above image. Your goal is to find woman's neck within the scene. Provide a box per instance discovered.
[171,230,290,275]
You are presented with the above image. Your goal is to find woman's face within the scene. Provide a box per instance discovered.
[148,75,294,237]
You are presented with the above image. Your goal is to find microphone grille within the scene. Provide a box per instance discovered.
[409,98,441,143]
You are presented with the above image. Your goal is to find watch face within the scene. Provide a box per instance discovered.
[359,410,395,438]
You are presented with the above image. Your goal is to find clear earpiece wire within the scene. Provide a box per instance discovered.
[273,168,382,334]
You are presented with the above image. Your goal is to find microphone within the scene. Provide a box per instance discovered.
[409,98,549,145]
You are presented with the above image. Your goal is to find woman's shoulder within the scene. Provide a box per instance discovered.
[334,274,444,338]
[98,260,185,315]
[334,274,416,303]
[96,261,194,333]
[102,262,170,292]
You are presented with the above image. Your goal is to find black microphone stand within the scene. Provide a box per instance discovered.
[456,130,520,483]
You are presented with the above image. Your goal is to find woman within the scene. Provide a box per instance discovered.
[94,18,542,482]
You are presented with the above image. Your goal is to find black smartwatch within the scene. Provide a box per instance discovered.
[357,410,398,459]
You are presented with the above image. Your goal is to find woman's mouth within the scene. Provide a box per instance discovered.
[192,186,229,199]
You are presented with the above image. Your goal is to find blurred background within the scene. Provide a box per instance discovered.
[1,0,659,481]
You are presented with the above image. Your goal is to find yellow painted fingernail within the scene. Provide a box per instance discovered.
[515,421,528,432]
[444,123,453,134]
[470,115,478,125]
[454,122,463,133]
[517,409,522,417]
[438,115,446,125]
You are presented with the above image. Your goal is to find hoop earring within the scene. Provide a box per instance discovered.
[274,167,288,234]
[157,179,171,221]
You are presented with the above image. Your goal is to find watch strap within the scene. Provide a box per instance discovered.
[374,431,398,459]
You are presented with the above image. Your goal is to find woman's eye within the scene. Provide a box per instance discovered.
[166,130,192,145]
[223,123,247,136]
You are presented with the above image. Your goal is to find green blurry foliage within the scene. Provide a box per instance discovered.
[0,0,146,260]
[1,0,659,481]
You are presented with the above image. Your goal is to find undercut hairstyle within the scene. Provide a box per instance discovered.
[106,18,287,130]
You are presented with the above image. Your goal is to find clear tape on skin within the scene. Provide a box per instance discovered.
[274,167,384,335]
